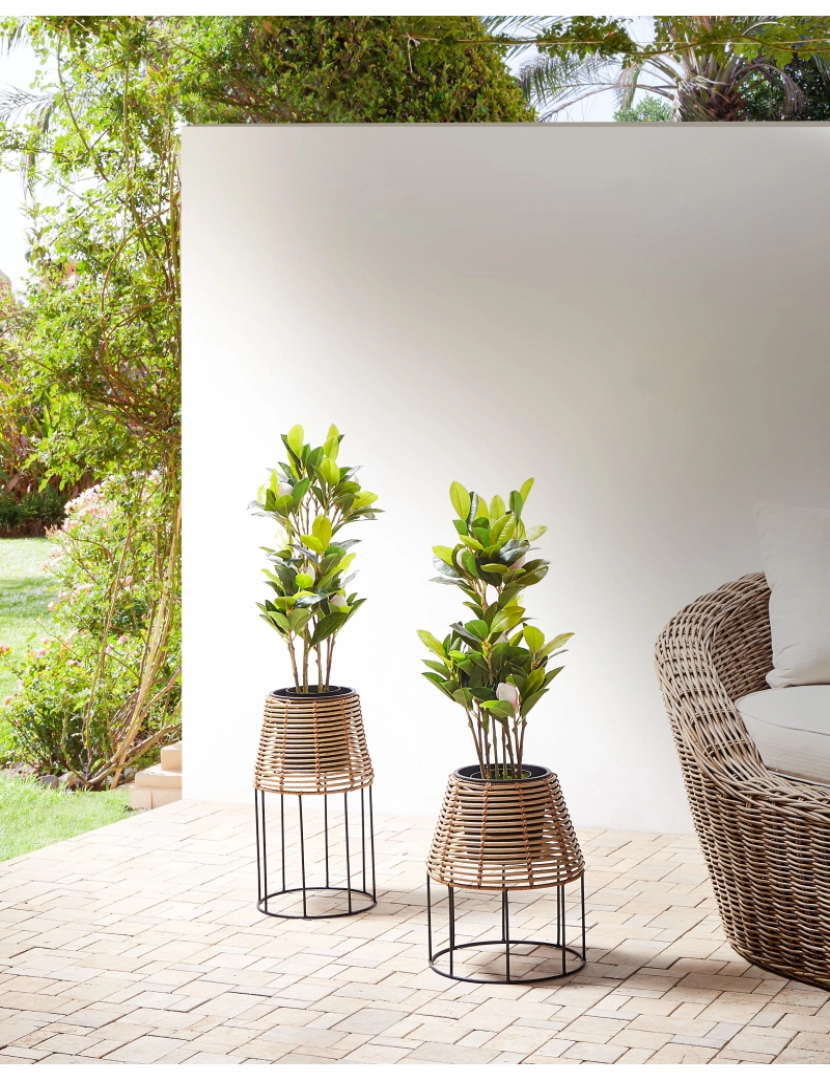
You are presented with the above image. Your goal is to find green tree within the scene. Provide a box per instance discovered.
[614,96,671,123]
[744,56,830,120]
[484,16,830,121]
[0,16,531,775]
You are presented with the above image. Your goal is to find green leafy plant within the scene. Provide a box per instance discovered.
[0,474,181,786]
[418,479,572,780]
[250,424,381,693]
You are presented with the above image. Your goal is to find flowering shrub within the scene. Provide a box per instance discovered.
[418,480,572,780]
[0,473,181,786]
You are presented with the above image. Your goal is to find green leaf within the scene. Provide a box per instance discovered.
[274,494,294,515]
[481,562,508,576]
[464,619,489,640]
[520,688,548,717]
[319,457,340,485]
[450,481,471,522]
[286,424,304,458]
[541,632,574,658]
[523,626,544,654]
[292,477,311,507]
[432,545,455,566]
[489,513,513,547]
[294,572,314,589]
[288,609,313,633]
[352,491,378,509]
[310,612,346,646]
[527,524,547,541]
[422,659,451,678]
[509,489,524,520]
[417,630,446,658]
[482,700,514,719]
[312,515,332,550]
[522,667,546,699]
[490,608,524,635]
[300,534,324,554]
[423,672,454,699]
[490,494,506,520]
[452,687,474,708]
[476,496,489,520]
[520,477,534,503]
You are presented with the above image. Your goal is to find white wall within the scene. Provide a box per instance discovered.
[182,124,830,832]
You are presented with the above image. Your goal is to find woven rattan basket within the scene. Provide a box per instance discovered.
[254,685,373,796]
[427,765,584,892]
[656,571,830,990]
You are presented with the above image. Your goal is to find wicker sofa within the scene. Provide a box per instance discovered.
[655,571,830,990]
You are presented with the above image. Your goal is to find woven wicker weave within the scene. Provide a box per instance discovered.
[427,766,584,891]
[254,686,373,795]
[656,572,830,990]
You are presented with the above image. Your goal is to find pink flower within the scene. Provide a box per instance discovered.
[496,682,519,712]
[3,696,11,705]
[118,634,128,643]
[105,644,113,655]
[35,649,46,658]
[329,594,347,609]
[0,644,10,655]
[42,639,51,647]
[509,556,526,570]
[277,482,294,498]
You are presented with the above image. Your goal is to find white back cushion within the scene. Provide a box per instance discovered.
[754,501,830,688]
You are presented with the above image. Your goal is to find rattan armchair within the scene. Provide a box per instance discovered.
[655,572,830,990]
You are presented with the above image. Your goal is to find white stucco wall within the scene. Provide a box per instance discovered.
[181,124,830,832]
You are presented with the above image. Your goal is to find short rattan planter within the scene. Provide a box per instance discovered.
[426,765,586,984]
[254,685,376,919]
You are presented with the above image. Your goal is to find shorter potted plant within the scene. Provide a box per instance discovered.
[250,424,380,785]
[419,479,576,875]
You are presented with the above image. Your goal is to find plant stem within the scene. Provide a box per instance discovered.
[315,643,322,692]
[301,629,309,693]
[287,635,300,692]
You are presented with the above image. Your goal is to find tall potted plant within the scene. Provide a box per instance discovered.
[420,479,576,872]
[250,424,380,782]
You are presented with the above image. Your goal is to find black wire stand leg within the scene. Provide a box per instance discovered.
[255,786,376,919]
[426,874,587,984]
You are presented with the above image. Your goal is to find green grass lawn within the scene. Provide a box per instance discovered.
[0,537,56,698]
[0,775,133,861]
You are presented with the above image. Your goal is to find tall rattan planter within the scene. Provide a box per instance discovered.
[254,685,376,919]
[426,765,586,983]
[656,572,830,990]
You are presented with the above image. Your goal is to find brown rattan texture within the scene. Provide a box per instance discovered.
[254,690,373,795]
[427,769,584,892]
[656,571,830,991]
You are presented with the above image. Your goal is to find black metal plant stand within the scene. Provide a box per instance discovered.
[426,876,586,984]
[255,787,376,919]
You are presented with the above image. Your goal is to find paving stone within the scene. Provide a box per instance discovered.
[0,801,828,1065]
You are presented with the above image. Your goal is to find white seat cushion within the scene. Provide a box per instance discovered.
[754,501,830,688]
[737,686,830,784]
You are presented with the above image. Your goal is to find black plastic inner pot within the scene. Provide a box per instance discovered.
[455,764,551,782]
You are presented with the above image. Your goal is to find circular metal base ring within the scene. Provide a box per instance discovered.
[429,938,585,984]
[257,886,376,920]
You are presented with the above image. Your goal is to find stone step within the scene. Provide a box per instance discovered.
[161,741,182,772]
[134,764,182,790]
[128,784,181,811]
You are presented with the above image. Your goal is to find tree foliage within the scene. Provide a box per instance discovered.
[0,16,530,773]
[486,16,830,122]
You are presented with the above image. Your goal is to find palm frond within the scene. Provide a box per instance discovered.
[518,50,617,111]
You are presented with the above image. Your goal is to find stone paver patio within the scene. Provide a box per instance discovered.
[1,800,829,1065]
